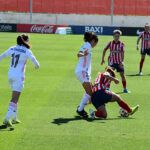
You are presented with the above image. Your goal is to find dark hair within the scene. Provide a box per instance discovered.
[84,32,98,43]
[17,34,30,49]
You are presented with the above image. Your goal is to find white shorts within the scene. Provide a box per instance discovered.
[75,71,91,84]
[8,77,24,92]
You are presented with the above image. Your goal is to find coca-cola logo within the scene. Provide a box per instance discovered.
[0,25,12,31]
[30,25,54,33]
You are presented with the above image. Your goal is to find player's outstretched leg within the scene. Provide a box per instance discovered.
[130,105,140,116]
[111,93,139,116]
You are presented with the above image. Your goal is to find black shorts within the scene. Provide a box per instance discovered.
[91,90,112,109]
[109,63,124,73]
[141,49,150,56]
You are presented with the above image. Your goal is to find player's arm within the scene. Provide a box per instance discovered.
[27,50,40,69]
[77,50,88,58]
[137,35,142,50]
[0,49,12,61]
[121,44,125,65]
[121,52,124,62]
[120,51,124,68]
[101,42,110,65]
[104,74,119,84]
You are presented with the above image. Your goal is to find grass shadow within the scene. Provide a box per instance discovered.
[126,74,139,77]
[0,124,14,132]
[127,73,150,77]
[115,92,124,94]
[51,116,106,125]
[51,116,135,125]
[106,117,135,121]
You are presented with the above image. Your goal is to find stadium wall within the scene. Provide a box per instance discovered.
[0,22,143,36]
[0,12,149,27]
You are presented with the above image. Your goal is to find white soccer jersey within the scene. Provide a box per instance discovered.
[0,45,40,78]
[75,42,92,76]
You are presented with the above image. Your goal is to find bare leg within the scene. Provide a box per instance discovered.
[110,93,132,113]
[82,82,92,96]
[139,55,145,73]
[120,72,127,90]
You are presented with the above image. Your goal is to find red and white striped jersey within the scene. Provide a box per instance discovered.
[92,72,111,93]
[104,40,124,65]
[139,31,150,50]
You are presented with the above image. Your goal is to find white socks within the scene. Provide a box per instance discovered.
[78,93,91,111]
[5,102,17,121]
[13,103,18,120]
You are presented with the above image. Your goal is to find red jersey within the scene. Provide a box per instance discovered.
[92,72,111,93]
[139,31,150,51]
[104,40,124,65]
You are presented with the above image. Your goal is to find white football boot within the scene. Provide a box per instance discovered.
[89,109,95,119]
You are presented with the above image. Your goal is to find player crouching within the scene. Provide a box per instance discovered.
[89,67,139,119]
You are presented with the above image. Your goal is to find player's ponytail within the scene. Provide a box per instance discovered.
[84,32,98,43]
[17,34,31,49]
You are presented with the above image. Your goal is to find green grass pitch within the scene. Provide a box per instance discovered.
[0,33,150,150]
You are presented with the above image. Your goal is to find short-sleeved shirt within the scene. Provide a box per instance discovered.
[139,31,150,51]
[104,40,124,65]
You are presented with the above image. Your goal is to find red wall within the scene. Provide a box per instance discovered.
[0,0,149,16]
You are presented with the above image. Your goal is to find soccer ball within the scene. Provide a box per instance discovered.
[119,108,129,117]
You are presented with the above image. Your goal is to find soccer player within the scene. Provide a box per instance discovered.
[89,67,139,119]
[137,23,150,76]
[101,30,129,93]
[75,32,98,118]
[0,34,40,127]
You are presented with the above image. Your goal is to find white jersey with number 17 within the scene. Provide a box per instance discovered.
[0,45,40,79]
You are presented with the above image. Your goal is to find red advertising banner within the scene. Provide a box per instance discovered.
[17,24,67,34]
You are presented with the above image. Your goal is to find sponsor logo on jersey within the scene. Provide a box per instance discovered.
[12,48,26,53]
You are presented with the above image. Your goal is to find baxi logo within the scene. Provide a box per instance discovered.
[85,26,103,34]
[30,25,54,33]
